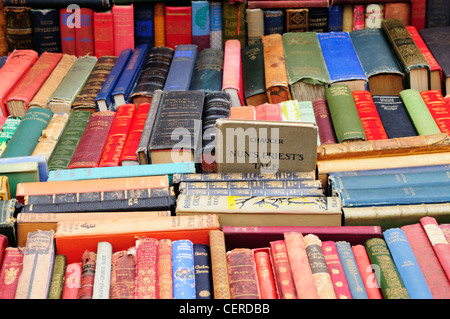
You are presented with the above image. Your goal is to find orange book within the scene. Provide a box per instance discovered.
[253,248,278,299]
[55,214,220,264]
[351,244,383,299]
[352,90,388,140]
[15,175,170,204]
[154,2,165,47]
[269,240,297,299]
[254,103,282,121]
[222,39,244,106]
[420,90,450,135]
[229,106,255,119]
[99,103,136,167]
[157,238,173,299]
[0,50,38,116]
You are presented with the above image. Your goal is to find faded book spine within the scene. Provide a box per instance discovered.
[92,241,112,299]
[227,248,260,299]
[0,247,24,299]
[78,250,96,299]
[209,230,230,299]
[61,262,82,299]
[270,240,297,299]
[31,113,69,161]
[110,248,136,299]
[158,238,173,299]
[253,248,278,299]
[322,241,352,299]
[48,255,67,299]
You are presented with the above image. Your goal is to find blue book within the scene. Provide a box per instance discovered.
[193,244,213,299]
[329,164,450,178]
[163,44,198,91]
[192,1,210,51]
[209,1,222,49]
[112,44,150,107]
[383,228,433,299]
[0,56,7,69]
[95,49,132,111]
[263,10,284,35]
[0,154,48,182]
[328,5,343,32]
[134,3,154,47]
[335,241,369,299]
[172,240,196,299]
[47,161,196,185]
[318,32,367,88]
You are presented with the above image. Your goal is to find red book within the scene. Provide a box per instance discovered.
[420,90,450,135]
[269,240,297,299]
[0,50,38,117]
[112,4,135,56]
[110,249,136,299]
[410,0,426,30]
[99,104,136,167]
[0,235,8,267]
[420,216,450,282]
[351,244,383,299]
[68,111,115,169]
[322,241,352,299]
[255,103,282,121]
[5,52,62,116]
[353,5,365,31]
[222,39,244,106]
[401,223,450,299]
[352,90,388,140]
[164,6,192,49]
[60,8,76,56]
[253,248,278,299]
[135,237,159,299]
[227,248,260,299]
[312,98,338,145]
[78,250,96,299]
[119,102,150,166]
[0,247,23,299]
[61,262,82,299]
[93,10,115,58]
[0,116,6,130]
[75,8,95,57]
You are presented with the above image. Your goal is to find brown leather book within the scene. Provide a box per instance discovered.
[109,248,136,299]
[4,6,33,51]
[286,8,309,32]
[227,248,260,299]
[0,3,8,56]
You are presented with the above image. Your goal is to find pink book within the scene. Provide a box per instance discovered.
[135,237,159,299]
[255,103,282,121]
[351,244,383,299]
[322,241,352,299]
[61,262,82,299]
[112,4,135,56]
[222,39,244,106]
[269,240,297,299]
[253,248,278,299]
[0,247,24,299]
[440,224,450,243]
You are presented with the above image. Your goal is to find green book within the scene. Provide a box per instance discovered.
[364,238,410,299]
[48,255,67,299]
[0,161,40,198]
[48,110,92,171]
[241,43,267,105]
[222,0,247,47]
[399,89,441,135]
[325,85,366,143]
[47,56,98,114]
[0,116,22,157]
[0,199,18,246]
[282,32,330,102]
[1,108,53,159]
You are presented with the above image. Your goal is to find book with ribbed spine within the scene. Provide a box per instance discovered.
[227,248,260,299]
[322,241,352,299]
[208,230,230,299]
[135,237,158,299]
[253,248,278,299]
[110,248,136,299]
[92,241,112,299]
[157,238,172,299]
[4,6,33,51]
[172,239,195,299]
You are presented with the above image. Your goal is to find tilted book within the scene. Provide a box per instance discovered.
[222,39,244,107]
[241,44,268,106]
[352,90,388,140]
[420,90,450,135]
[163,44,198,92]
[31,113,69,161]
[190,48,224,93]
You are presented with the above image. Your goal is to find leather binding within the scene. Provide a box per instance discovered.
[134,3,154,47]
[227,248,260,299]
[0,247,24,299]
[164,6,191,49]
[74,8,94,57]
[286,8,309,32]
[241,43,268,106]
[112,4,134,56]
[93,10,114,58]
[222,0,247,47]
[0,3,8,56]
[110,249,136,299]
[30,8,61,54]
[163,44,198,92]
[135,237,158,299]
[425,0,450,28]
[4,6,33,51]
[208,230,230,299]
[59,8,76,55]
[190,48,224,93]
[263,10,284,35]
[312,98,338,145]
[270,240,297,299]
[153,2,165,47]
[385,3,411,26]
[191,1,210,51]
[78,250,96,299]
[157,238,173,299]
[253,248,278,299]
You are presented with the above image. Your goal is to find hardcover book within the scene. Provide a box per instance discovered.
[308,7,328,32]
[0,162,39,199]
[92,241,112,299]
[227,248,260,299]
[154,2,165,47]
[246,8,263,45]
[31,8,61,54]
[191,1,210,51]
[351,244,383,299]
[59,8,76,55]
[112,4,134,56]
[312,98,337,145]
[164,6,191,49]
[241,44,267,106]
[425,0,450,28]
[420,90,450,134]
[78,250,96,299]
[253,248,278,298]
[135,237,158,299]
[48,255,66,299]
[263,10,284,35]
[61,262,82,299]
[270,240,296,299]
[222,39,244,107]
[31,113,69,161]
[172,240,195,299]
[286,8,308,32]
[0,116,22,157]
[134,3,154,47]
[93,10,114,58]
[74,8,94,57]
[0,247,24,299]
[4,6,33,51]
[110,248,136,299]
[163,44,198,92]
[209,2,222,49]
[352,90,388,140]
[190,48,224,93]
[222,0,246,47]
[193,243,213,299]
[322,241,352,299]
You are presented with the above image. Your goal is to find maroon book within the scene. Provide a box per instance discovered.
[0,247,24,299]
[313,98,338,145]
[0,235,8,267]
[110,249,136,299]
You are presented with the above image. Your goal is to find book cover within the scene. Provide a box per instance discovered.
[286,8,308,32]
[222,39,244,107]
[328,4,343,31]
[190,48,223,93]
[134,3,154,47]
[165,6,191,49]
[209,1,222,49]
[61,262,82,299]
[263,10,284,35]
[74,8,94,57]
[193,243,213,299]
[241,43,267,106]
[31,113,69,162]
[309,7,328,32]
[93,10,114,58]
[352,90,388,140]
[352,4,365,30]
[48,255,66,299]
[208,230,230,299]
[420,90,450,134]
[246,8,263,45]
[351,244,383,299]
[135,237,158,299]
[154,2,165,47]
[163,44,198,92]
[0,199,18,246]
[425,0,450,28]
[0,247,24,299]
[157,238,172,299]
[172,239,196,299]
[110,248,136,299]
[0,116,22,157]
[253,248,278,299]
[78,250,96,299]
[31,8,61,54]
[59,8,76,55]
[227,248,260,299]
[270,240,296,299]
[322,241,352,299]
[191,1,210,51]
[112,4,134,56]
[312,98,338,145]
[411,0,426,30]
[92,241,112,299]
[222,0,246,47]
[4,6,33,51]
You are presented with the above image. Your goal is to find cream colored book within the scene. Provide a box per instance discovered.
[31,113,69,160]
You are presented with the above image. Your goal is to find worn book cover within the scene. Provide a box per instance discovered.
[31,113,69,161]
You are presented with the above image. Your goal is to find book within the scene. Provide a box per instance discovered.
[59,8,76,55]
[0,200,18,246]
[261,34,291,104]
[410,0,426,30]
[309,7,328,32]
[164,6,191,49]
[130,46,174,105]
[382,18,430,92]
[67,111,115,169]
[72,56,117,112]
[74,8,94,57]
[3,0,111,9]
[31,113,69,161]
[270,240,296,299]
[30,8,61,54]
[0,116,22,157]
[364,238,410,299]
[92,241,112,299]
[0,247,24,299]
[172,239,195,299]
[5,52,62,117]
[112,44,149,107]
[15,230,55,299]
[253,248,278,299]
[385,3,410,26]
[255,103,282,121]
[208,230,230,299]
[173,171,316,184]
[47,56,98,114]
[286,9,309,32]
[322,241,352,299]
[351,244,383,299]
[110,248,136,299]
[1,107,53,159]
[349,28,404,96]
[48,255,66,299]
[352,90,388,140]
[194,243,213,299]
[61,262,82,299]
[222,0,247,47]
[383,227,433,299]
[112,4,134,56]
[4,6,33,51]
[263,10,284,35]
[95,49,132,112]
[227,248,260,299]
[78,250,96,299]
[328,5,343,32]
[190,48,223,93]
[154,2,165,47]
[426,0,450,28]
[325,85,366,142]
[28,54,77,109]
[282,32,330,102]
[176,195,342,227]
[157,238,173,299]
[312,99,338,145]
[93,10,114,58]
[163,44,198,92]
[246,8,263,45]
[420,90,450,134]
[47,110,92,171]
[98,104,136,167]
[222,39,244,107]
[148,90,205,165]
[0,176,10,200]
[134,3,154,47]
[135,237,158,299]
[318,32,367,92]
[342,4,353,32]
[191,1,210,51]
[364,3,384,29]
[0,3,7,57]
[352,5,365,30]
[209,2,222,49]
[400,89,441,135]
[248,0,329,9]
[241,44,267,106]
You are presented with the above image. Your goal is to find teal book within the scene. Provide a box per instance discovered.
[0,161,40,198]
[189,48,223,92]
[383,228,433,299]
[172,239,196,299]
[163,44,198,91]
[1,108,53,159]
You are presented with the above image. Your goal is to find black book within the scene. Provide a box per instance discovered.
[193,244,213,299]
[31,8,61,54]
[3,0,111,10]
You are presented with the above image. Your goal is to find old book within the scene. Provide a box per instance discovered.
[253,248,278,299]
[328,4,343,32]
[1,107,53,159]
[74,8,94,57]
[312,99,337,145]
[48,255,67,299]
[364,3,384,29]
[0,247,24,299]
[163,44,198,92]
[270,240,296,299]
[384,3,411,26]
[15,230,55,299]
[262,34,291,104]
[0,199,17,247]
[172,239,195,299]
[246,8,263,45]
[157,238,172,299]
[241,44,267,106]
[322,241,352,299]
[208,230,230,299]
[215,118,318,174]
[153,2,165,47]
[31,113,69,161]
[59,8,76,55]
[72,56,117,112]
[164,6,191,49]
[325,85,366,142]
[173,171,316,184]
[47,110,91,171]
[309,7,328,32]
[0,157,38,198]
[4,6,33,51]
[112,4,134,56]
[93,10,114,58]
[342,4,353,32]
[248,0,329,9]
[351,244,383,299]
[47,56,98,114]
[382,18,430,92]
[130,46,174,105]
[349,28,404,96]
[190,48,223,93]
[222,39,244,107]
[227,248,260,299]
[61,262,82,299]
[31,8,61,54]
[352,5,365,30]
[191,1,210,51]
[0,176,10,200]
[264,10,284,35]
[6,52,62,116]
[318,32,367,92]
[194,243,213,299]
[149,90,204,165]
[0,3,7,57]
[364,238,410,299]
[78,250,96,299]
[286,8,309,32]
[209,2,221,49]
[222,0,246,47]
[426,0,450,28]
[0,116,22,157]
[255,103,282,121]
[135,237,158,299]
[134,3,154,47]
[68,111,115,169]
[283,32,330,102]
[28,54,77,109]
[92,242,112,299]
[420,90,450,134]
[352,90,388,140]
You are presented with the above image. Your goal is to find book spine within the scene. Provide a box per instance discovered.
[48,255,67,299]
[173,171,316,183]
[59,8,76,55]
[31,8,61,54]
[135,237,158,299]
[309,7,328,32]
[172,239,196,299]
[365,4,384,29]
[112,4,134,56]
[269,240,297,299]
[352,5,365,30]
[78,250,96,299]
[411,0,426,30]
[0,116,22,157]
[222,0,247,48]
[312,98,338,144]
[420,90,450,135]
[158,238,173,299]
[154,2,165,47]
[92,241,112,299]
[31,113,69,161]
[0,247,23,299]
[263,10,284,35]
[222,39,244,106]
[5,6,33,51]
[364,238,410,299]
[253,249,278,299]
[425,0,450,28]
[61,262,82,299]
[351,245,383,299]
[194,243,213,299]
[0,3,7,57]
[120,103,150,164]
[134,3,154,47]
[110,248,136,299]
[322,241,352,299]
[191,1,210,51]
[286,8,309,32]
[227,248,260,299]
[246,8,263,45]
[328,5,343,31]
[209,2,222,49]
[208,230,231,299]
[352,91,388,140]
[164,6,191,49]
[93,11,114,58]
[75,8,94,57]
[163,44,198,91]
